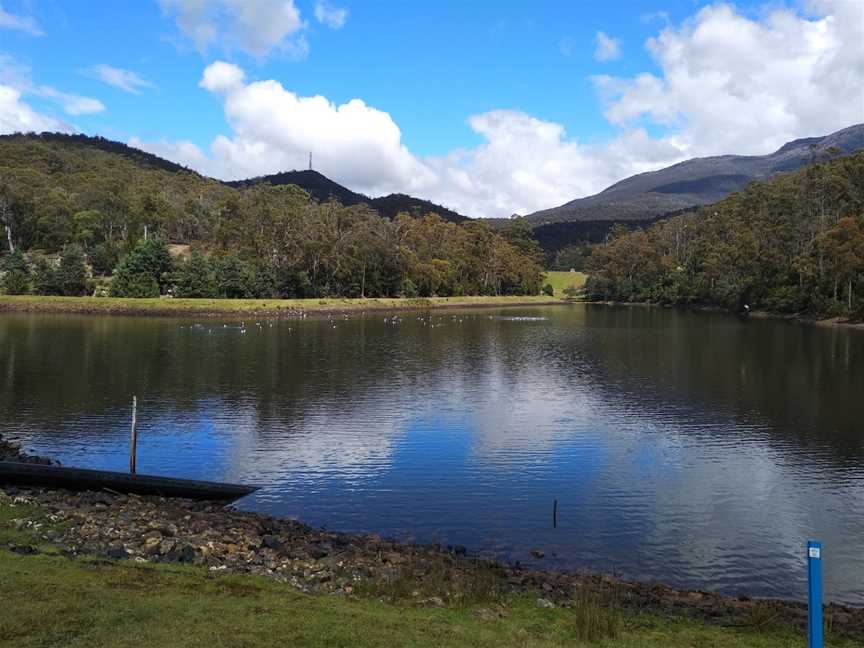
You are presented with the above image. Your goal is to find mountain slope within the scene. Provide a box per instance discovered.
[526,123,864,225]
[227,170,367,206]
[230,171,468,222]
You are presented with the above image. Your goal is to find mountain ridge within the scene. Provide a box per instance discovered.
[525,123,864,225]
[0,133,468,223]
[229,170,468,222]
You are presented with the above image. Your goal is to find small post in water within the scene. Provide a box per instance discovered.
[553,499,558,529]
[807,540,823,648]
[129,396,138,475]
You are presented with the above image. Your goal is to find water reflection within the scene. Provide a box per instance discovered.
[0,306,862,604]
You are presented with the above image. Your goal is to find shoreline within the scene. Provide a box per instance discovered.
[0,295,567,318]
[0,436,861,641]
[2,483,862,642]
[583,300,864,331]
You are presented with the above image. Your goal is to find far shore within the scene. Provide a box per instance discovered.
[0,295,569,318]
[582,300,864,331]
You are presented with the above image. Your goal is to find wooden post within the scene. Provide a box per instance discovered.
[130,396,138,474]
[553,499,558,528]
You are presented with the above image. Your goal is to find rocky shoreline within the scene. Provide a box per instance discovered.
[1,436,862,641]
[0,433,56,465]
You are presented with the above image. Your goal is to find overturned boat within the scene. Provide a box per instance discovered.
[0,461,258,503]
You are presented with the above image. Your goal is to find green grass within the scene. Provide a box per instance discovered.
[543,271,587,298]
[0,550,842,648]
[0,498,854,648]
[0,294,561,317]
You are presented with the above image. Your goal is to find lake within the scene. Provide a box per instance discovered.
[1,305,862,604]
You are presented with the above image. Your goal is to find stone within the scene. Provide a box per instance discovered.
[106,546,127,559]
[261,534,284,551]
[536,598,555,609]
[419,596,445,608]
[530,548,545,559]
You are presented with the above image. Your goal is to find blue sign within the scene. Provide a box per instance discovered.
[807,540,823,648]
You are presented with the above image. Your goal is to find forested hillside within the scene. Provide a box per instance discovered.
[230,171,468,223]
[0,134,543,299]
[584,152,864,318]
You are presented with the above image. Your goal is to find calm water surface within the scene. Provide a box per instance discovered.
[1,305,863,604]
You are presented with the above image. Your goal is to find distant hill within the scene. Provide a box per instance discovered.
[0,134,469,223]
[227,170,366,205]
[0,132,197,176]
[230,170,468,223]
[526,123,864,225]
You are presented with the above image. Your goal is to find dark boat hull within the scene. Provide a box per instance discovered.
[0,461,258,502]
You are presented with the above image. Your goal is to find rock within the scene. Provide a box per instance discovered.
[143,536,162,555]
[261,534,284,551]
[536,598,555,609]
[309,547,328,560]
[7,543,38,555]
[165,544,197,564]
[530,548,545,559]
[419,596,445,608]
[106,546,127,559]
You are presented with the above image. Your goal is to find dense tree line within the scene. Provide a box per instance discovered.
[584,152,864,317]
[0,136,543,298]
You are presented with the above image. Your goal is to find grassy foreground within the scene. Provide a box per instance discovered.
[0,294,562,317]
[543,271,587,297]
[0,500,852,648]
[0,550,834,648]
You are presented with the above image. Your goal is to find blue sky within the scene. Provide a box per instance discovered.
[1,1,862,216]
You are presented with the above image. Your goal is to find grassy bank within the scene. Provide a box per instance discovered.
[0,550,829,648]
[543,271,587,297]
[1,497,855,648]
[0,294,563,318]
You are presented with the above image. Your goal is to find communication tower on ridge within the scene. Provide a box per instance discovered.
[308,152,312,171]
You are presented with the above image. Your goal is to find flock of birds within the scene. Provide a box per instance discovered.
[179,313,547,335]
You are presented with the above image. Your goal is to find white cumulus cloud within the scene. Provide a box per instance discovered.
[593,1,864,157]
[314,1,348,30]
[199,60,245,94]
[0,3,43,36]
[0,85,69,134]
[594,31,621,61]
[133,2,864,218]
[159,0,306,59]
[86,65,154,94]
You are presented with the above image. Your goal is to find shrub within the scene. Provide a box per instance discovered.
[173,252,217,298]
[400,278,418,298]
[31,256,62,295]
[562,285,581,300]
[89,242,119,276]
[213,254,252,298]
[57,244,89,296]
[110,272,159,298]
[111,238,173,298]
[1,250,30,295]
[542,283,554,297]
[249,260,279,298]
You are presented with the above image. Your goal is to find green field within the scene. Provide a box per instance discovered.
[0,294,561,317]
[0,499,852,648]
[543,271,587,298]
